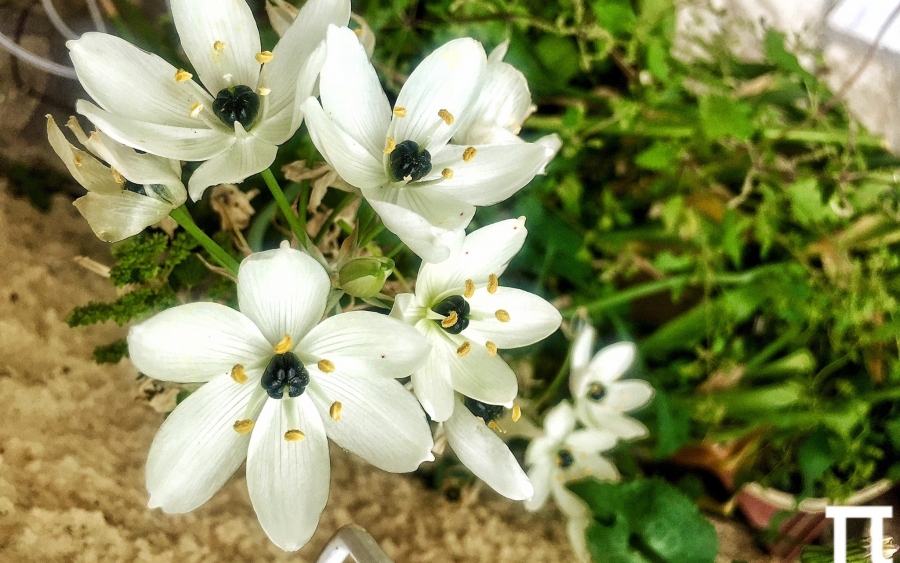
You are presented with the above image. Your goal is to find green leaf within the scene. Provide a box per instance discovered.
[652,392,690,458]
[698,95,755,141]
[787,178,829,227]
[635,142,680,171]
[763,30,812,79]
[535,35,580,85]
[92,339,128,364]
[109,232,168,287]
[797,427,836,497]
[591,0,638,37]
[646,39,670,81]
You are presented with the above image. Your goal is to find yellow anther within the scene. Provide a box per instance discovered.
[231,364,248,384]
[512,405,522,422]
[463,146,477,162]
[488,420,506,434]
[189,102,204,118]
[442,168,454,180]
[457,342,471,357]
[111,168,125,185]
[464,279,475,298]
[233,419,254,434]
[383,137,396,154]
[284,429,306,442]
[486,341,498,357]
[73,156,83,168]
[329,401,342,421]
[213,40,226,52]
[174,69,193,83]
[495,309,510,322]
[258,86,271,96]
[317,359,335,373]
[274,334,292,354]
[393,107,407,118]
[354,28,363,37]
[438,109,455,125]
[441,311,459,328]
[255,51,274,64]
[488,274,499,294]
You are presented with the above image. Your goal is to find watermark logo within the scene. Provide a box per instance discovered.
[825,506,893,563]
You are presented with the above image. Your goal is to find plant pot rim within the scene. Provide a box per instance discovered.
[740,479,893,512]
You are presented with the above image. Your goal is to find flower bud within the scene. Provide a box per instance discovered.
[338,257,394,298]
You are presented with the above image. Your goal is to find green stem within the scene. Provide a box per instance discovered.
[561,275,690,318]
[534,353,572,411]
[313,192,357,246]
[261,168,307,242]
[170,206,240,276]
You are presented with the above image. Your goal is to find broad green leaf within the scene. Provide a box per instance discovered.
[798,427,836,497]
[635,142,680,171]
[787,178,830,227]
[698,95,755,141]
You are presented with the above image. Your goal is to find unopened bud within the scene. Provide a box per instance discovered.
[338,256,394,298]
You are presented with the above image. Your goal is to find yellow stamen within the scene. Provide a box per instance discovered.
[462,146,477,162]
[233,419,254,434]
[383,137,396,154]
[231,364,248,384]
[456,342,471,357]
[488,274,499,294]
[73,156,83,168]
[213,40,226,52]
[189,102,203,119]
[464,279,475,298]
[111,168,125,185]
[274,334,292,354]
[284,429,306,442]
[486,341,498,357]
[442,168,454,180]
[393,106,407,118]
[512,405,521,422]
[495,310,510,322]
[488,420,506,434]
[255,51,274,64]
[438,109,454,125]
[317,359,335,373]
[174,69,192,83]
[258,86,271,96]
[441,311,458,328]
[329,401,342,421]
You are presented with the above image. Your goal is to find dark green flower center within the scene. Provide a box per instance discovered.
[464,396,505,424]
[261,352,310,399]
[556,449,575,468]
[390,140,432,182]
[213,85,260,130]
[588,382,606,401]
[433,295,470,334]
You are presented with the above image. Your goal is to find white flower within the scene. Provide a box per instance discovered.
[524,402,619,516]
[452,41,562,172]
[301,27,557,262]
[391,218,560,499]
[68,0,350,201]
[570,324,653,439]
[267,0,376,59]
[46,115,186,242]
[127,245,434,551]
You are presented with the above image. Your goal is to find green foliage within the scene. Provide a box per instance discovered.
[92,339,129,364]
[569,478,718,563]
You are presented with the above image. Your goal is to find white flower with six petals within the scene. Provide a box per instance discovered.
[69,0,349,201]
[302,26,557,262]
[127,245,434,550]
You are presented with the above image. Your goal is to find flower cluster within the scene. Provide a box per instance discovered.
[51,0,567,553]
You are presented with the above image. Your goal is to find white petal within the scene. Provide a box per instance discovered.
[564,451,620,483]
[454,60,532,145]
[298,311,431,379]
[605,379,654,412]
[363,185,472,263]
[146,372,260,512]
[576,402,649,440]
[393,39,487,152]
[585,342,638,385]
[74,191,174,242]
[46,115,118,195]
[265,0,298,37]
[187,129,277,201]
[89,132,186,205]
[416,217,527,304]
[429,142,548,205]
[543,402,576,442]
[410,322,456,422]
[128,302,271,383]
[247,395,329,551]
[319,26,391,158]
[443,332,518,406]
[307,375,433,472]
[237,246,330,347]
[524,434,559,467]
[444,399,533,500]
[536,134,562,173]
[488,40,509,62]
[524,460,553,511]
[566,516,593,563]
[569,324,597,389]
[465,286,561,349]
[170,0,261,94]
[301,98,387,188]
[389,293,427,325]
[68,33,213,127]
[566,429,618,453]
[552,480,591,519]
[77,100,232,161]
